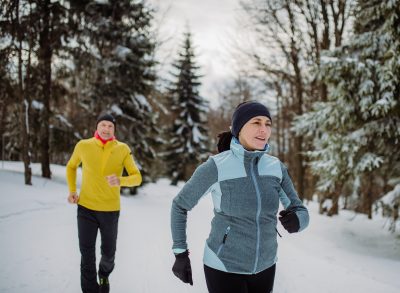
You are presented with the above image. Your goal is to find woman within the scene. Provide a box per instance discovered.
[170,101,309,293]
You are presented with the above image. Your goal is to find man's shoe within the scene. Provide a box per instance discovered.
[99,277,110,293]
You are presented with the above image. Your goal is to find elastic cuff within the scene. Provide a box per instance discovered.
[173,248,187,254]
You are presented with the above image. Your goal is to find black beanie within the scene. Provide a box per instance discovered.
[231,101,271,138]
[96,113,116,129]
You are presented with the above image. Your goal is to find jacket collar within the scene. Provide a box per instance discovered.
[93,137,117,148]
[230,137,270,161]
[94,130,115,144]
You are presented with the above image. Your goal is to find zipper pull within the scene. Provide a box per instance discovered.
[222,226,231,243]
[275,228,282,238]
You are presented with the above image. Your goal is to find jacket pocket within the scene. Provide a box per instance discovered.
[216,226,231,256]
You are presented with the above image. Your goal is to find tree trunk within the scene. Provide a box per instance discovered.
[285,0,305,199]
[16,0,32,185]
[275,82,284,160]
[327,190,340,216]
[390,203,399,232]
[291,50,305,199]
[0,95,6,160]
[327,196,339,216]
[365,173,373,219]
[327,181,342,216]
[319,195,326,214]
[39,0,52,178]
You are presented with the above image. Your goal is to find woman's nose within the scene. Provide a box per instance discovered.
[260,126,267,133]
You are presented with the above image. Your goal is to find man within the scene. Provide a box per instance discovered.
[66,113,142,293]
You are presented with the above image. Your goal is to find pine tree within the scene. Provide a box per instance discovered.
[1,0,72,182]
[33,0,70,178]
[0,0,37,184]
[67,0,158,187]
[295,0,400,219]
[0,36,13,162]
[166,31,209,185]
[241,0,353,200]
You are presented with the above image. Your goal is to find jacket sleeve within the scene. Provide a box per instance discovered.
[119,148,142,187]
[280,162,310,232]
[66,142,82,193]
[171,157,218,253]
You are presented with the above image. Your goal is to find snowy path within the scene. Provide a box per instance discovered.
[0,165,400,293]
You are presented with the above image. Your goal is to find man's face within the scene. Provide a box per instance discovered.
[97,120,115,140]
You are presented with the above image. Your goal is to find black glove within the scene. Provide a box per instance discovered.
[172,250,193,285]
[279,209,300,233]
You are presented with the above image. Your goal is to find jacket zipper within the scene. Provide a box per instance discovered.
[250,156,261,274]
[216,226,231,256]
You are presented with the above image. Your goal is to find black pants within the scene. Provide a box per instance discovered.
[204,264,276,293]
[77,205,119,293]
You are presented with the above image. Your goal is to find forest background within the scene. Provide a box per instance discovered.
[0,0,399,230]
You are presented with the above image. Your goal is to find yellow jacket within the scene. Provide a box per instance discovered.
[66,137,142,211]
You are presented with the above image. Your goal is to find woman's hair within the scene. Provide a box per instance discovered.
[217,131,233,153]
[216,102,247,153]
[216,101,271,153]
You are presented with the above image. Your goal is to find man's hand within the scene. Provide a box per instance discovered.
[68,192,79,204]
[106,174,120,187]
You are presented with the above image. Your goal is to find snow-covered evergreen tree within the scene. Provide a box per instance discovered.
[294,0,400,219]
[69,0,158,187]
[166,31,209,185]
[379,183,400,232]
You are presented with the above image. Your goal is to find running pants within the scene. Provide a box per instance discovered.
[204,264,276,293]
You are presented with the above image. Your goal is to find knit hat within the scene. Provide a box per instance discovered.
[231,101,271,138]
[96,113,116,129]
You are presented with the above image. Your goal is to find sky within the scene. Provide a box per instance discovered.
[1,162,400,292]
[148,0,244,107]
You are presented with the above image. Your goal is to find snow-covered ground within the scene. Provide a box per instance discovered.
[0,162,400,293]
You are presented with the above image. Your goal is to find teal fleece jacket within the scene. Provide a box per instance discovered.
[171,138,309,274]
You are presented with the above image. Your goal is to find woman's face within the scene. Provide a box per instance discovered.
[238,116,272,151]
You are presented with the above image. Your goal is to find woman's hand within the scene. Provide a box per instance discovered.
[172,250,193,285]
[279,209,300,233]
